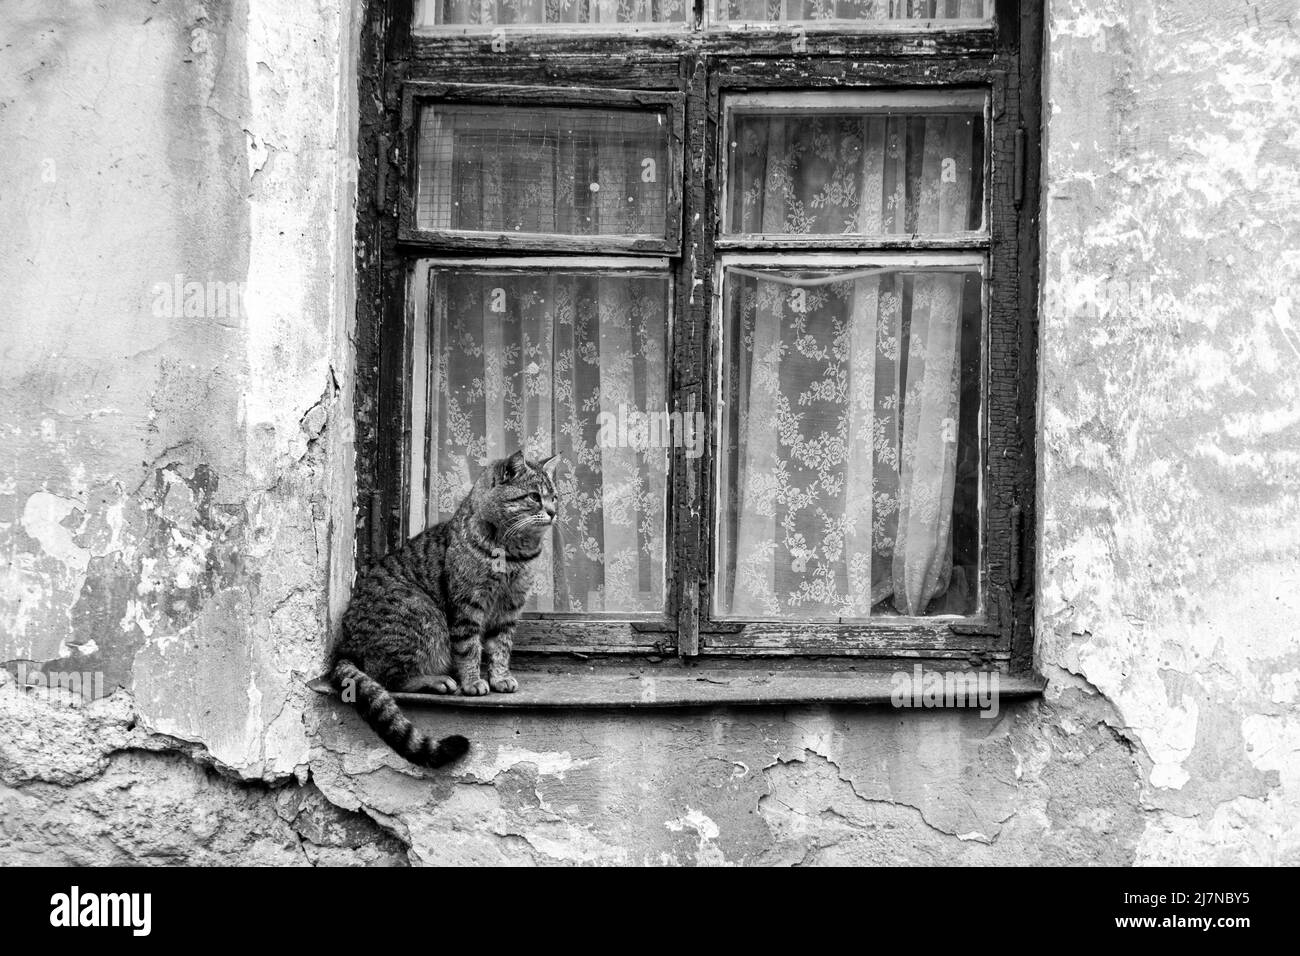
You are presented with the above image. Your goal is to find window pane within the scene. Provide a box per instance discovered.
[415,104,672,241]
[715,262,982,621]
[723,92,985,237]
[411,265,670,615]
[416,0,689,28]
[712,0,993,27]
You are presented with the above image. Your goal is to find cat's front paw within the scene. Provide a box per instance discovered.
[426,676,458,695]
[460,678,491,696]
[489,675,519,693]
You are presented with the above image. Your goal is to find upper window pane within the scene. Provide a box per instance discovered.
[712,0,993,28]
[415,0,689,30]
[723,91,986,237]
[415,103,673,242]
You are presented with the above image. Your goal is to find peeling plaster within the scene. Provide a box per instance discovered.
[0,673,406,866]
[1037,0,1300,862]
[0,0,358,780]
[458,745,592,782]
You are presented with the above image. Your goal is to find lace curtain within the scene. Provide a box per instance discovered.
[715,0,991,23]
[418,0,988,26]
[717,267,981,619]
[727,110,983,236]
[419,0,689,27]
[419,269,669,615]
[416,106,669,237]
[717,109,981,620]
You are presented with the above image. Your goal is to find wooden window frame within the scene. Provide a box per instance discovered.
[403,256,679,654]
[355,0,1042,675]
[714,87,990,248]
[397,83,686,254]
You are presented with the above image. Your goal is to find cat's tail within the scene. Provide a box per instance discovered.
[332,659,469,768]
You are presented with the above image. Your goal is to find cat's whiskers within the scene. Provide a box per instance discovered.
[503,514,537,541]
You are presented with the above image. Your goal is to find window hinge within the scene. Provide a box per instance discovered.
[1013,128,1026,208]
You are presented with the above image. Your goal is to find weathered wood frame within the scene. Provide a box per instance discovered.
[707,250,989,648]
[402,256,679,654]
[397,83,686,254]
[355,0,1042,673]
[702,64,1010,662]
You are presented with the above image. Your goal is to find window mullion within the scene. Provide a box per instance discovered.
[671,51,707,658]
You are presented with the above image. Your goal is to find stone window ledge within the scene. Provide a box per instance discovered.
[309,659,1044,710]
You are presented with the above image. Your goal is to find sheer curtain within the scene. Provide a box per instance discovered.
[719,111,978,619]
[728,110,983,236]
[714,0,991,23]
[419,0,688,28]
[418,0,985,26]
[423,270,668,614]
[417,106,668,237]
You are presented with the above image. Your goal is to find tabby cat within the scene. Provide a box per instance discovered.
[332,450,559,767]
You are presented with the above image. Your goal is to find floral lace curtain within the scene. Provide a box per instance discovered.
[418,269,669,615]
[717,267,981,619]
[418,0,988,27]
[717,108,981,620]
[727,110,984,236]
[714,0,991,23]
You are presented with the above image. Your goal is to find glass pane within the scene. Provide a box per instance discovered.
[415,0,688,31]
[712,0,993,27]
[714,262,982,621]
[724,92,985,236]
[411,265,670,615]
[416,104,672,240]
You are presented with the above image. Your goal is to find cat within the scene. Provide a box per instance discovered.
[331,450,559,767]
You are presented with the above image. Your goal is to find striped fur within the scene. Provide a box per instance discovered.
[332,451,560,767]
[332,660,468,767]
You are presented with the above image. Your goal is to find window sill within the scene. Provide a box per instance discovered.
[309,659,1044,710]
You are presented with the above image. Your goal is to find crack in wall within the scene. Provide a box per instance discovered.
[0,678,408,866]
[760,750,1000,847]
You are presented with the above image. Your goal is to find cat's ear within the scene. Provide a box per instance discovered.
[506,449,528,477]
[494,450,528,485]
[537,454,561,479]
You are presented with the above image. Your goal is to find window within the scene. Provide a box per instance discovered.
[356,0,1040,674]
[408,259,672,618]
